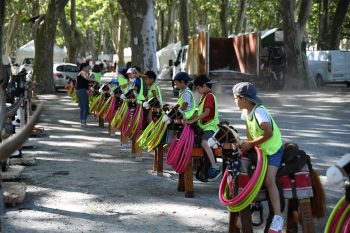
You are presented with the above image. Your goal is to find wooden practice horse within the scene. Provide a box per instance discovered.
[209,123,326,233]
[164,106,221,197]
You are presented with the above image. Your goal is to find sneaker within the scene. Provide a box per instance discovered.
[135,157,143,162]
[208,166,222,181]
[268,215,284,233]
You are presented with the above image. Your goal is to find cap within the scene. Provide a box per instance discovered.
[110,77,118,84]
[193,74,215,87]
[173,72,192,82]
[126,68,133,74]
[143,70,157,80]
[117,66,125,72]
[232,82,263,105]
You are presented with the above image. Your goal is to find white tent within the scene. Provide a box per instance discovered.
[15,40,67,66]
[156,42,181,71]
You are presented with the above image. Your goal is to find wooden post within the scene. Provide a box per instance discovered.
[156,145,163,176]
[286,199,299,233]
[298,198,314,233]
[228,212,241,233]
[153,149,158,172]
[240,206,254,233]
[121,135,128,146]
[177,173,185,192]
[108,121,113,136]
[184,159,194,198]
[98,116,104,128]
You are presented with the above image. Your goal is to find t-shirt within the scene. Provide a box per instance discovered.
[199,92,215,124]
[76,74,89,89]
[241,105,271,126]
[179,87,193,111]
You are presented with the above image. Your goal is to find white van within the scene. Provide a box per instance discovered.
[307,50,350,87]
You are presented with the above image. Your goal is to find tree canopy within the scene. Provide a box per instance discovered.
[1,0,349,93]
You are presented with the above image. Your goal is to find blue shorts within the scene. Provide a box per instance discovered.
[202,130,215,141]
[267,146,284,168]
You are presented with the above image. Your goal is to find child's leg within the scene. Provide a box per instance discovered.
[265,165,281,215]
[201,139,216,167]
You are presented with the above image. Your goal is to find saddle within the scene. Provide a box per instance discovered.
[246,143,310,177]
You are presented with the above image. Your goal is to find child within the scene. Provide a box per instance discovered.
[186,75,221,181]
[173,72,196,120]
[90,64,102,85]
[144,70,162,104]
[117,66,128,93]
[232,82,284,233]
[130,67,145,104]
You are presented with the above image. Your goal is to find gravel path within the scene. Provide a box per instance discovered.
[2,83,350,232]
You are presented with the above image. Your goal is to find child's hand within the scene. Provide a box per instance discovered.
[240,141,253,152]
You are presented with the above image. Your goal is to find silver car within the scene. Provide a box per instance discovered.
[53,63,78,91]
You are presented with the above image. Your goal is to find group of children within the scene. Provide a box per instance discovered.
[76,63,285,232]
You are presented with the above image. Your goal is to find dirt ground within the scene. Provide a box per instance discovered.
[2,83,350,233]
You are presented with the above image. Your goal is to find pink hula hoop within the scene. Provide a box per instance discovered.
[218,146,263,206]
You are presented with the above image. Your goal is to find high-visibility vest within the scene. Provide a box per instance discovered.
[245,105,283,156]
[147,82,163,105]
[197,93,219,132]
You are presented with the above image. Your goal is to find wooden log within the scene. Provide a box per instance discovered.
[10,154,36,166]
[2,182,26,207]
[184,159,194,198]
[2,165,25,180]
[228,212,241,233]
[299,198,314,233]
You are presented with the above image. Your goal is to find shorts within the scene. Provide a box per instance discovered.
[267,146,284,168]
[202,130,215,141]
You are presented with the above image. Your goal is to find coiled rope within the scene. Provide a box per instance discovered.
[219,146,267,212]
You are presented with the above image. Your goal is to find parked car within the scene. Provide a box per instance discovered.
[53,63,78,91]
[307,50,350,87]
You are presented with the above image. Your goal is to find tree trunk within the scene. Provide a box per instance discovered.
[235,0,246,34]
[109,1,119,55]
[0,0,5,87]
[318,0,329,50]
[117,14,126,67]
[163,0,176,45]
[31,0,40,40]
[328,0,350,49]
[5,13,21,56]
[179,0,189,45]
[220,0,228,36]
[280,0,313,90]
[32,0,69,94]
[118,0,157,72]
[59,0,80,64]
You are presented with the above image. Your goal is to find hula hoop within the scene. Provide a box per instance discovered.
[166,124,194,173]
[325,196,350,233]
[219,146,268,212]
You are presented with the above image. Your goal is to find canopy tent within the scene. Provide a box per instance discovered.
[15,40,67,66]
[156,42,181,71]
